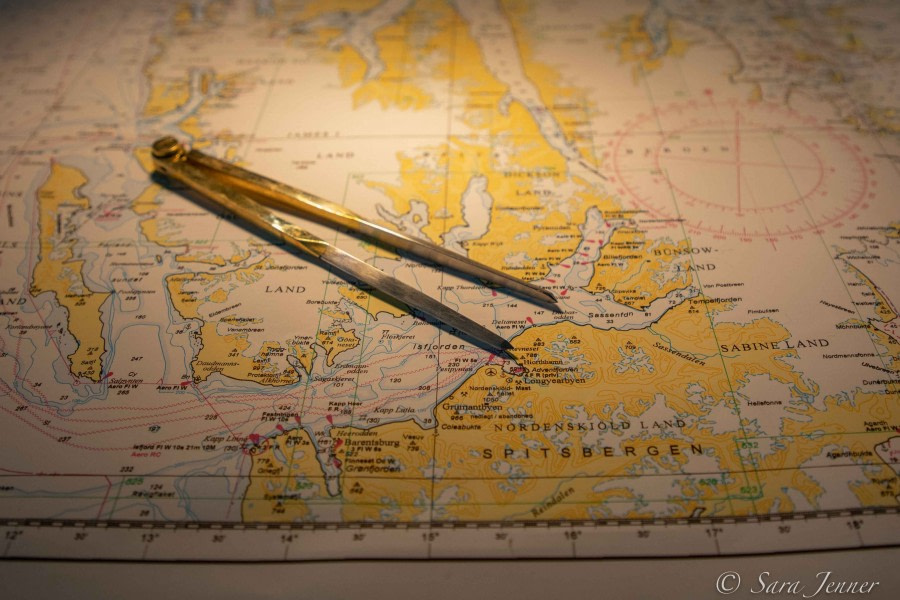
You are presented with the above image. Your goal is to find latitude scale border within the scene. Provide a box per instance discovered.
[1,506,897,561]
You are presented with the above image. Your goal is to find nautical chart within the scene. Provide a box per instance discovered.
[0,0,898,560]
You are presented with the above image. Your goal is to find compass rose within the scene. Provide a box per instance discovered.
[609,97,872,241]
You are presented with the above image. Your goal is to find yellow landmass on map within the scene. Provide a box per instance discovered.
[713,318,815,393]
[142,78,190,118]
[132,138,238,258]
[369,129,619,282]
[503,1,599,167]
[178,115,205,142]
[351,10,440,110]
[166,259,299,386]
[131,182,161,216]
[206,0,900,523]
[355,9,632,282]
[317,328,361,367]
[585,230,692,310]
[364,147,458,245]
[130,149,163,219]
[139,215,189,248]
[188,325,297,386]
[338,285,407,319]
[30,164,111,382]
[133,144,189,247]
[303,0,450,110]
[176,254,227,267]
[242,428,333,520]
[337,45,368,87]
[846,264,898,323]
[241,297,847,520]
[133,147,155,175]
[281,0,381,81]
[230,249,250,264]
[775,390,898,510]
[333,420,434,521]
[290,344,316,377]
[165,272,202,319]
[297,0,629,283]
[207,288,228,303]
[862,321,900,373]
[839,265,899,371]
[322,307,352,321]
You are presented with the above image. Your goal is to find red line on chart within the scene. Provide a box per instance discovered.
[96,475,113,519]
